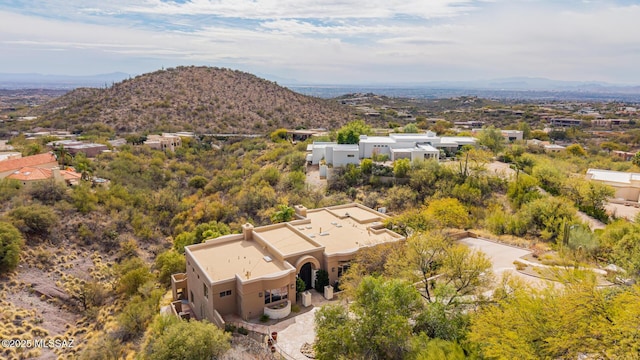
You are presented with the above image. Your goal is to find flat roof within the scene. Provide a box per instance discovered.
[254,225,319,256]
[305,206,402,254]
[331,145,359,151]
[358,136,396,143]
[186,204,404,282]
[587,168,640,184]
[189,237,290,282]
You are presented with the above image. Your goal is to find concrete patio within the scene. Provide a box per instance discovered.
[223,290,339,359]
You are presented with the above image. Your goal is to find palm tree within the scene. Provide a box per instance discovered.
[53,145,72,167]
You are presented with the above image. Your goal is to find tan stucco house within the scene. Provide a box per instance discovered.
[171,203,404,325]
[586,168,640,202]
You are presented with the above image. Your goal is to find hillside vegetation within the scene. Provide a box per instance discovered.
[28,66,354,134]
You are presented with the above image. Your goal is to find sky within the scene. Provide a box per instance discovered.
[1,0,640,85]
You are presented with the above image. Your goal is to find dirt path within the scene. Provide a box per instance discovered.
[305,165,326,191]
[576,210,606,230]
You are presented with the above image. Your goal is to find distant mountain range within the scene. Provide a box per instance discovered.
[416,77,640,93]
[288,77,640,102]
[0,72,131,89]
[2,71,640,102]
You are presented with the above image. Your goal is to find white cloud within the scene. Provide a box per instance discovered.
[0,1,640,83]
[123,0,480,20]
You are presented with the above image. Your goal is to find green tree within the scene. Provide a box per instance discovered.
[361,158,373,175]
[173,221,231,253]
[117,257,154,296]
[408,334,467,360]
[269,128,289,142]
[393,158,411,178]
[423,198,470,229]
[271,204,295,223]
[530,129,549,141]
[477,126,505,154]
[0,222,24,273]
[73,153,94,181]
[516,196,578,241]
[155,250,186,286]
[315,277,423,360]
[507,173,540,209]
[633,152,640,167]
[597,220,640,276]
[403,123,419,133]
[469,277,640,359]
[563,177,614,222]
[70,183,99,213]
[144,316,231,360]
[566,143,587,157]
[531,162,565,195]
[337,120,372,144]
[517,121,531,140]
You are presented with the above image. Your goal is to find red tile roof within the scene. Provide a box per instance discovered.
[0,153,57,173]
[6,166,82,182]
[6,167,51,181]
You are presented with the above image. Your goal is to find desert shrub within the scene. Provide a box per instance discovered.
[28,179,68,205]
[9,204,58,237]
[117,257,154,296]
[0,179,21,202]
[188,175,208,189]
[155,249,186,286]
[0,222,24,273]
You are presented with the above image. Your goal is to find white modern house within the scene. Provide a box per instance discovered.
[306,143,360,166]
[586,169,640,202]
[307,133,477,167]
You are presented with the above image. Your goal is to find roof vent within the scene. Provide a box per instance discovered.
[263,256,272,262]
[320,232,330,236]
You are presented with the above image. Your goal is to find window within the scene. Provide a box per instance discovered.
[190,290,194,303]
[264,286,288,304]
[337,263,351,278]
[203,283,208,299]
[347,154,355,158]
[220,290,232,298]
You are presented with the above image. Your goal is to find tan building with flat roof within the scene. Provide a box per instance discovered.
[172,203,404,325]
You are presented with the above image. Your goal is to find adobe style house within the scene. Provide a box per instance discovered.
[0,153,58,179]
[586,168,640,202]
[6,166,81,187]
[171,204,404,326]
[144,133,182,152]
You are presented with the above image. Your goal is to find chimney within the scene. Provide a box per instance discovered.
[294,205,307,218]
[242,223,254,241]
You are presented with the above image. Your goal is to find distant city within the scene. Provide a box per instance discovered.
[288,86,640,102]
[1,71,640,102]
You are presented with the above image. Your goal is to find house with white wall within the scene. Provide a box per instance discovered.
[307,133,477,166]
[306,143,360,166]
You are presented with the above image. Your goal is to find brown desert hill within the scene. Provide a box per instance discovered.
[30,66,354,134]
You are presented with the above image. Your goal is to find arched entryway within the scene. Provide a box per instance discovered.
[295,255,321,290]
[300,263,313,290]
